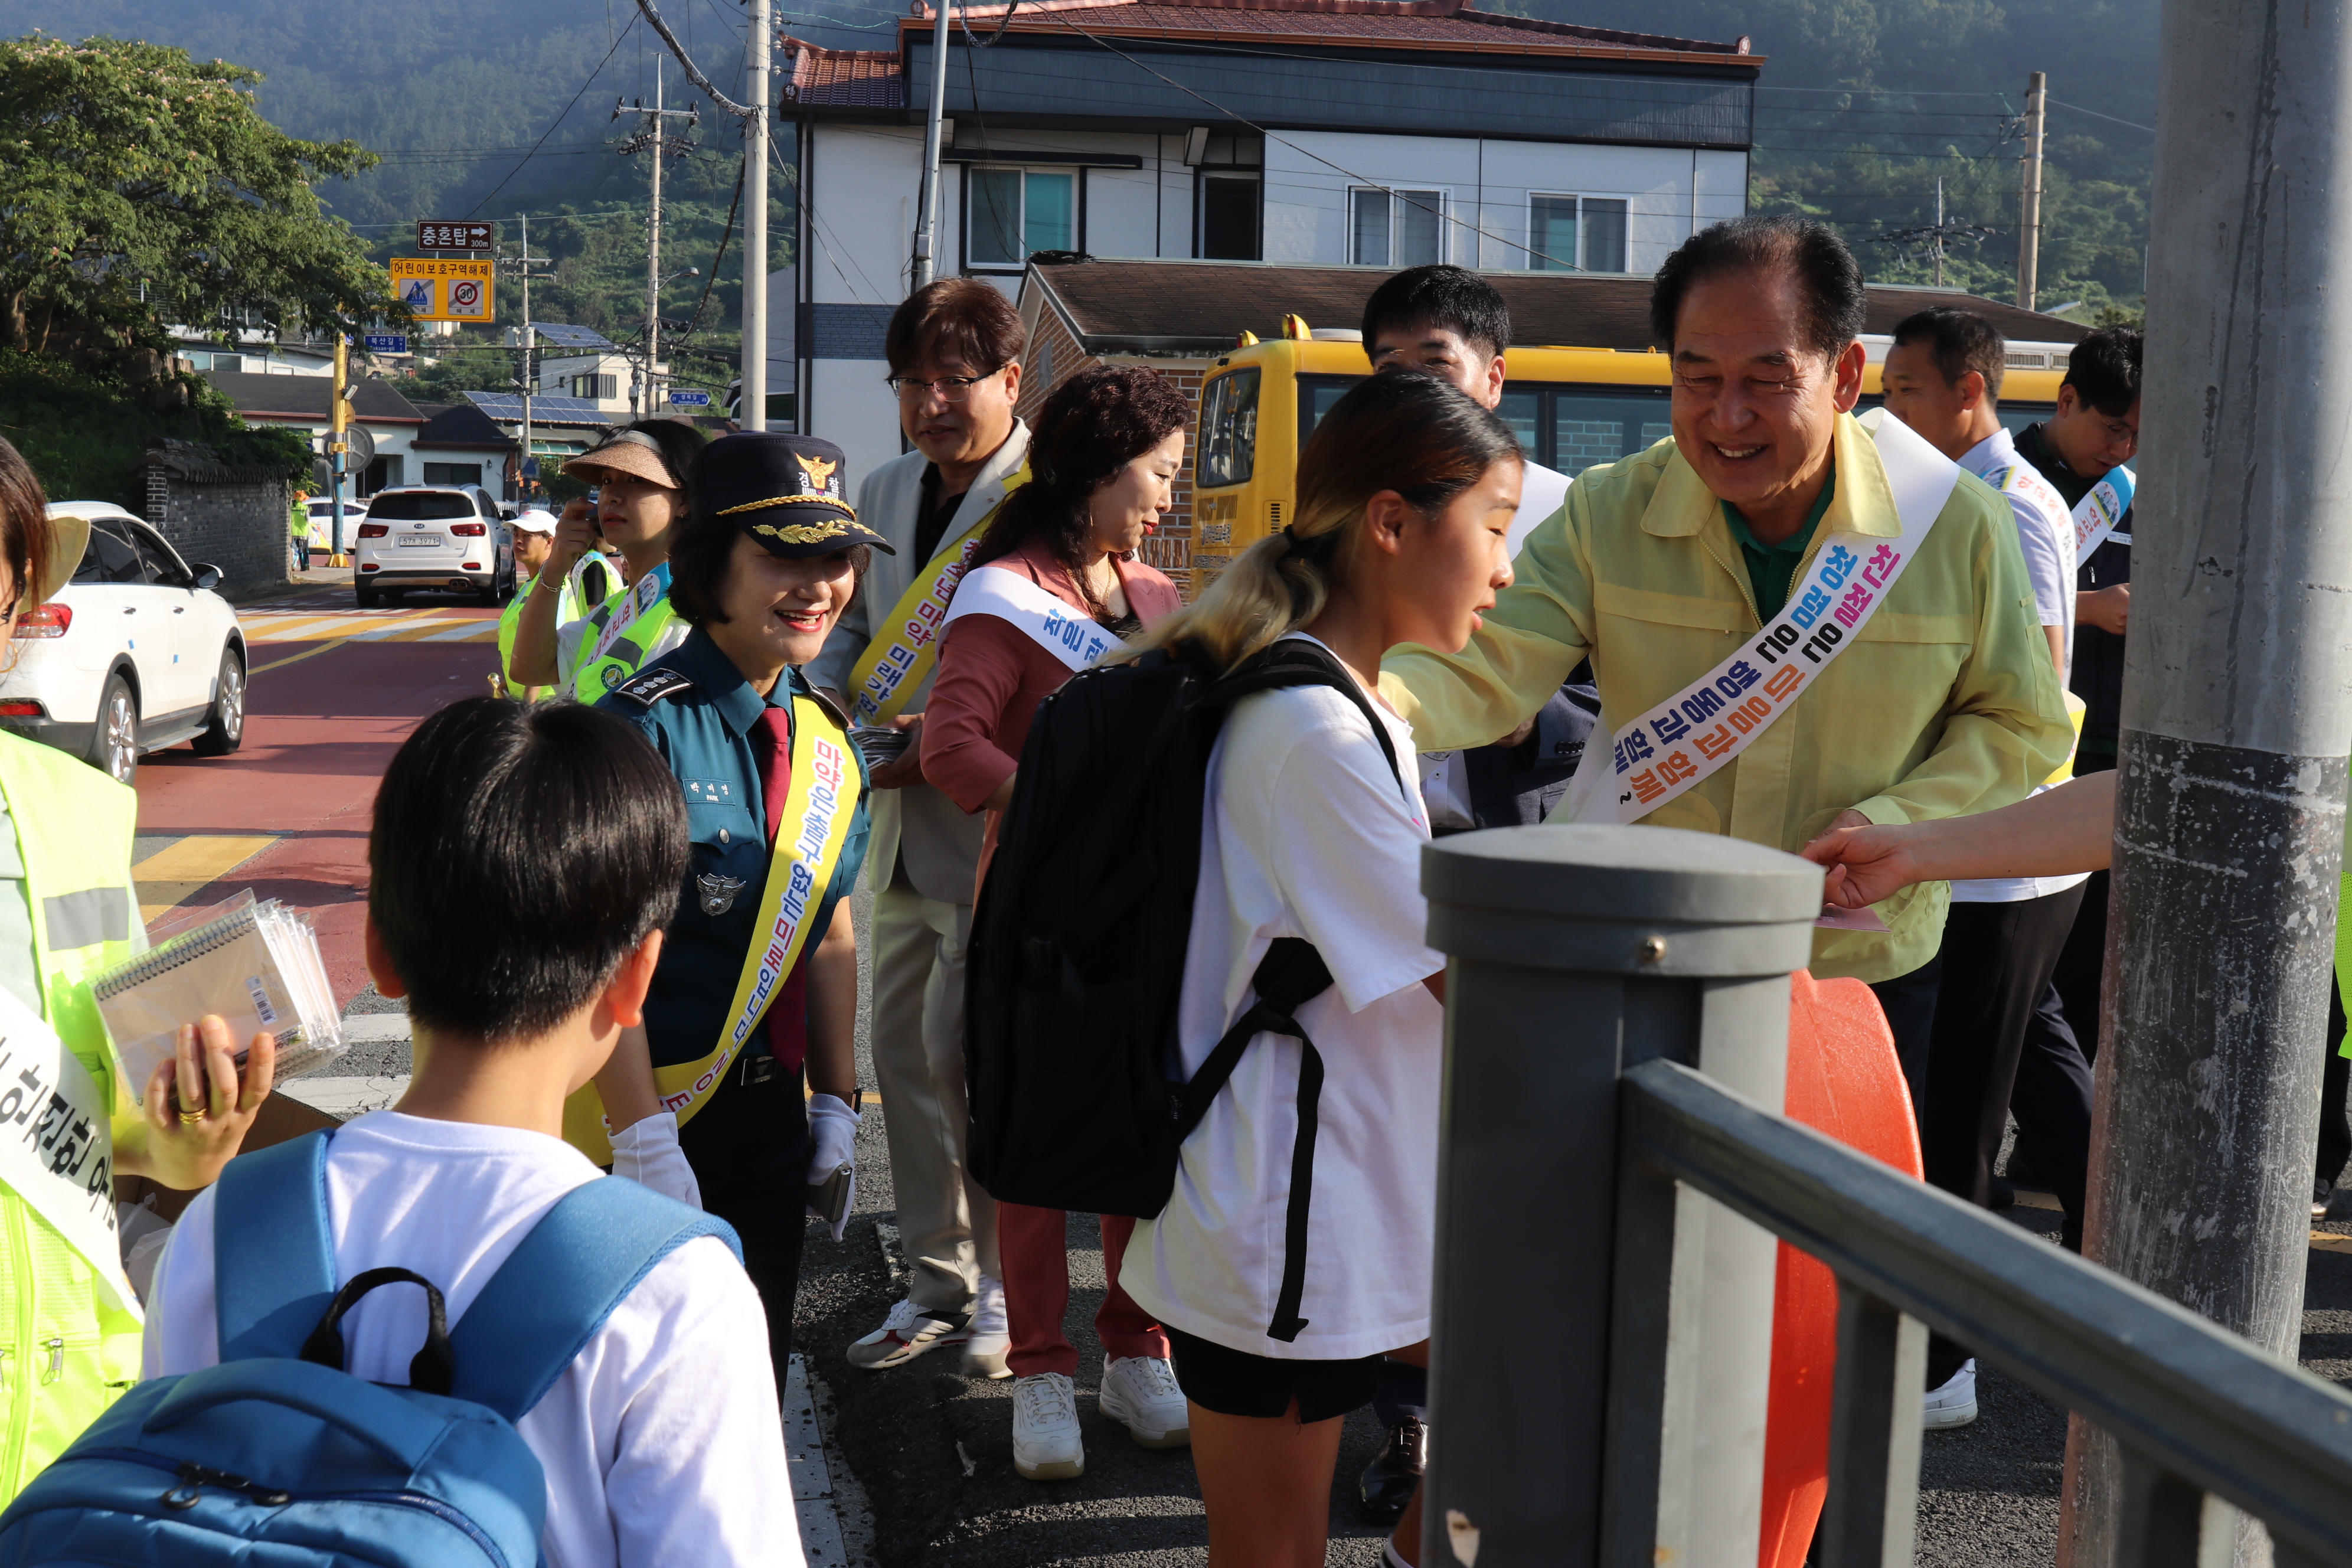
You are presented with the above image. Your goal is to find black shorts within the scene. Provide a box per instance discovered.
[1166,1327,1381,1423]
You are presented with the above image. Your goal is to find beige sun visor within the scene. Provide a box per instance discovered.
[31,509,92,607]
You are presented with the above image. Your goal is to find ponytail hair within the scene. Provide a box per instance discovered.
[972,365,1190,609]
[1126,369,1519,675]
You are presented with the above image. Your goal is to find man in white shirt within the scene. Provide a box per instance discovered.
[1881,305,2097,1428]
[143,697,799,1568]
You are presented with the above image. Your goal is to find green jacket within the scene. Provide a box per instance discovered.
[0,731,143,1503]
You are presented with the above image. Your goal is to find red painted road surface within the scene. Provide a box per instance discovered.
[132,587,505,1002]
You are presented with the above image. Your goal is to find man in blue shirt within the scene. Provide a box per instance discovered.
[592,432,887,1394]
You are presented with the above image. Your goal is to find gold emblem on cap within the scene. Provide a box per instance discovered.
[717,495,860,521]
[794,452,839,491]
[752,518,865,544]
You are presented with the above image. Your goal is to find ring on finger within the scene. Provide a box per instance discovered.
[177,1106,205,1126]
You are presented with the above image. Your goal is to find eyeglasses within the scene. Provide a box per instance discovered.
[886,368,1002,402]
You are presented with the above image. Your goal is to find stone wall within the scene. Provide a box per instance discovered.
[133,439,292,592]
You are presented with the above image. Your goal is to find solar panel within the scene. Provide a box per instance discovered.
[532,322,618,351]
[463,391,612,423]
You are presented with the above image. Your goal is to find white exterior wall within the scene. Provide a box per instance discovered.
[1263,132,1747,273]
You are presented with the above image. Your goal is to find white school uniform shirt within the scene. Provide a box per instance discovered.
[1122,635,1446,1362]
[142,1113,802,1568]
[1948,427,2089,904]
[1419,458,1574,827]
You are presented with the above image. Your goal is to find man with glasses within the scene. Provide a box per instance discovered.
[1382,221,2068,1433]
[811,278,1027,1380]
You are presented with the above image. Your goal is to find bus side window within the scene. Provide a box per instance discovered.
[1200,368,1262,488]
[1552,387,1674,469]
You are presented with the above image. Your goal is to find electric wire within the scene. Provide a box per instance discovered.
[465,14,643,218]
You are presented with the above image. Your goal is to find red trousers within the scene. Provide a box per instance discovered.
[998,1201,1170,1378]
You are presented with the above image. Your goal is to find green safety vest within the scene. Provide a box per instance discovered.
[566,567,680,701]
[0,730,143,1504]
[496,572,586,698]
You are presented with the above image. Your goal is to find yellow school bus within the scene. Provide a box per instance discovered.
[1188,335,2071,587]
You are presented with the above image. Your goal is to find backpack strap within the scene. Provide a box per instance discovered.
[446,1176,744,1425]
[214,1130,339,1363]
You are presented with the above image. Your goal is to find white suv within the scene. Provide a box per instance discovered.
[353,485,515,607]
[0,502,248,783]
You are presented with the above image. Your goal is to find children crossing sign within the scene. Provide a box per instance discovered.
[388,258,495,324]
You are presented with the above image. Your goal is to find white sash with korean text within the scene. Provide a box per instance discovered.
[940,564,1121,674]
[1568,408,1959,824]
[2069,465,2134,566]
[0,986,137,1317]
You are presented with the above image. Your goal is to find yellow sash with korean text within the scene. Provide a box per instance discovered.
[843,466,1030,725]
[562,693,858,1164]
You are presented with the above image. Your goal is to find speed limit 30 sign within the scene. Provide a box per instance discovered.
[388,258,495,323]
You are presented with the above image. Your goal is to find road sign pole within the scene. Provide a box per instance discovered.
[2059,3,2352,1562]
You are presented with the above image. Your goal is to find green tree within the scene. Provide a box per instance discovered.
[0,34,400,357]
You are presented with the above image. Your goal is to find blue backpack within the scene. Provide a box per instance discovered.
[0,1131,738,1568]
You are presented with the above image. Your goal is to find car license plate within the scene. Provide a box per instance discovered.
[397,535,442,548]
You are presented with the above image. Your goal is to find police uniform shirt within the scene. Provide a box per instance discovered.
[599,626,870,1077]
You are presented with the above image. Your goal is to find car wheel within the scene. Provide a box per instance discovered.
[192,647,245,757]
[86,672,138,785]
[356,583,377,609]
[477,573,501,606]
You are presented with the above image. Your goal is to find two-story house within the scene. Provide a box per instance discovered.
[778,0,1759,479]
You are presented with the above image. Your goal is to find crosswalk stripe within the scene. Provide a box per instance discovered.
[131,834,280,923]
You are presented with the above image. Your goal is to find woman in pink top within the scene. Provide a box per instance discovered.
[922,365,1188,1483]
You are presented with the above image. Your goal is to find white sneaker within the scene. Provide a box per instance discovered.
[964,1275,1011,1379]
[1097,1354,1190,1449]
[846,1297,972,1371]
[1012,1372,1086,1481]
[1924,1359,1979,1429]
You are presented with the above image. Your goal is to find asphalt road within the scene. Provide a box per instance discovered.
[128,580,2352,1567]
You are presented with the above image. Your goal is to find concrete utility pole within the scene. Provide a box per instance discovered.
[2058,4,2352,1565]
[616,60,698,417]
[327,333,351,560]
[501,216,556,504]
[744,0,770,432]
[911,0,954,290]
[2018,71,2046,311]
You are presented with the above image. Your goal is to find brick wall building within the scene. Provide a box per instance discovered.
[132,438,293,592]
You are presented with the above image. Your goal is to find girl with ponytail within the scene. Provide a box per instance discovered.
[922,364,1190,1482]
[1117,369,1520,1568]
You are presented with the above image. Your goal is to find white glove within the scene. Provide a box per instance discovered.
[805,1092,860,1242]
[609,1111,703,1210]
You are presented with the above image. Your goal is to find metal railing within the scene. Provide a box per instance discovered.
[1417,824,2352,1568]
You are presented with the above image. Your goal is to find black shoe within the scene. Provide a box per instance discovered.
[1987,1174,2016,1210]
[1357,1417,1426,1524]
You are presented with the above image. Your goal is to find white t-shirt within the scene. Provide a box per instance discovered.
[143,1113,801,1568]
[1951,427,2089,904]
[1122,638,1446,1361]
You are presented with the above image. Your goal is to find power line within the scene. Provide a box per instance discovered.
[2048,97,2155,134]
[467,14,643,217]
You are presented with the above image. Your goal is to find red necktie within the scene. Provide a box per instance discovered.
[749,706,809,1074]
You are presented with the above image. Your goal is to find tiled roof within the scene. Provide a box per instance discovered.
[201,371,424,423]
[782,0,1754,106]
[1025,259,2090,353]
[783,39,906,108]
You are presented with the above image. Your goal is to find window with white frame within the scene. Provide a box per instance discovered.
[1350,187,1445,268]
[968,168,1076,269]
[1527,194,1629,273]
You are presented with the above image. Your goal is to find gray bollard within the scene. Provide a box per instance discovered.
[1420,824,1823,1568]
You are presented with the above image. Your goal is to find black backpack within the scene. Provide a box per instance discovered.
[966,636,1401,1342]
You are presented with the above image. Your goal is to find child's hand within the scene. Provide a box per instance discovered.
[119,1017,276,1191]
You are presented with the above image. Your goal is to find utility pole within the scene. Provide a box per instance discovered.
[1934,176,1945,289]
[500,216,556,504]
[328,333,351,560]
[2058,4,2352,1564]
[615,60,698,417]
[911,0,954,290]
[2018,70,2046,311]
[744,0,770,432]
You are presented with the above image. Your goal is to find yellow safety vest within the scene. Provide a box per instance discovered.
[0,731,143,1503]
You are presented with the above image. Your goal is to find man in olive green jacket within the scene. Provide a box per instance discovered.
[1383,217,2070,1079]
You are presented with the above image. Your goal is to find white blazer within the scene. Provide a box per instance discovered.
[810,420,1032,905]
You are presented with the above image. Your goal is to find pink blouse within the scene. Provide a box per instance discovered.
[920,537,1182,893]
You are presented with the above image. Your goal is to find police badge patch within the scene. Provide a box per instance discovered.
[697,872,747,916]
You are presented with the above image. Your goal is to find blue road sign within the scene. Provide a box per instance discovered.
[668,388,713,409]
[522,456,541,478]
[364,333,409,354]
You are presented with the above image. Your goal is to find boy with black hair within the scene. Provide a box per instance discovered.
[142,697,802,1568]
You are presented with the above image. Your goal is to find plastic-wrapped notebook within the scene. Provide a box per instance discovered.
[90,891,345,1096]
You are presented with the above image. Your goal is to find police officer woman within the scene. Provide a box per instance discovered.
[570,433,884,1390]
[0,438,276,1504]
